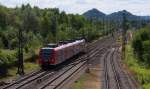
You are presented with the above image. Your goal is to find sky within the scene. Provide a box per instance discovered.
[0,0,150,16]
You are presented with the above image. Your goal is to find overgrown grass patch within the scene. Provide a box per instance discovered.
[125,44,150,89]
[1,50,16,55]
[0,62,39,81]
[0,48,39,77]
[70,73,89,89]
[24,62,39,73]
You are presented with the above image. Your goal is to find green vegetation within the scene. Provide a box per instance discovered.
[70,74,87,89]
[125,44,150,89]
[125,25,150,89]
[0,4,116,78]
[132,25,150,66]
[71,72,96,89]
[0,62,39,80]
[71,70,100,89]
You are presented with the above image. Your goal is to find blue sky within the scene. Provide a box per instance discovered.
[0,0,150,15]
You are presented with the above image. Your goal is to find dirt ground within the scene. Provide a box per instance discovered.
[83,67,101,89]
[70,63,101,89]
[70,49,103,89]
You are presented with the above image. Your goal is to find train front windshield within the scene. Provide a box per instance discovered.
[40,48,53,62]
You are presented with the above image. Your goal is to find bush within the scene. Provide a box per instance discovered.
[143,41,150,66]
[132,25,150,65]
[0,51,17,76]
[0,54,8,76]
[125,44,150,89]
[0,38,4,48]
[0,52,17,66]
[132,35,143,59]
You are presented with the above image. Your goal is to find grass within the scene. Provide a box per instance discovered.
[0,49,16,55]
[70,73,89,89]
[0,48,40,80]
[125,44,150,89]
[24,62,39,73]
[0,62,39,81]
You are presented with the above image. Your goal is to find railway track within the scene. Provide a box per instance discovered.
[37,37,113,89]
[17,38,107,89]
[2,70,55,89]
[115,48,140,89]
[0,36,114,89]
[39,58,87,89]
[102,45,138,89]
[103,50,110,89]
[110,48,122,89]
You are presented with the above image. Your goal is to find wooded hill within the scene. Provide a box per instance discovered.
[83,8,150,28]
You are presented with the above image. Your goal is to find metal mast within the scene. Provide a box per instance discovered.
[122,13,128,60]
[17,26,24,75]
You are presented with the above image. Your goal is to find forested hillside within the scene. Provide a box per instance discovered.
[83,8,106,20]
[83,9,150,29]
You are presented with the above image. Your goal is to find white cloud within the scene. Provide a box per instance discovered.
[0,0,150,15]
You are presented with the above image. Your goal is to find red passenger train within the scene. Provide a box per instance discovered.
[39,39,85,68]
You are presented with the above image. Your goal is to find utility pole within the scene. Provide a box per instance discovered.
[102,17,105,35]
[17,26,24,75]
[86,27,90,73]
[122,13,128,60]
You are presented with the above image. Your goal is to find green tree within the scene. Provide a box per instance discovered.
[21,4,39,33]
[132,25,150,65]
[0,5,7,29]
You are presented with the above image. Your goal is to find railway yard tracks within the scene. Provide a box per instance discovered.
[101,45,139,89]
[0,35,139,89]
[0,36,113,89]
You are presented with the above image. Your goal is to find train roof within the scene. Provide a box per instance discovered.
[45,43,58,48]
[41,47,53,50]
[55,39,85,50]
[41,39,85,50]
